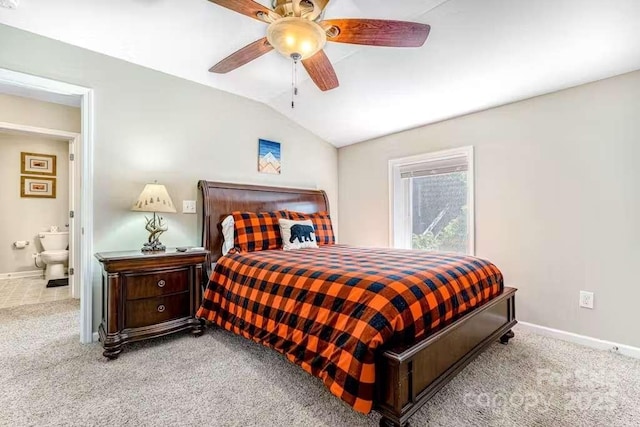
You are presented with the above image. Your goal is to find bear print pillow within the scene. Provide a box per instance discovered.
[278,219,319,251]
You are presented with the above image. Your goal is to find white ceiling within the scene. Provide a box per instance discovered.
[1,0,639,147]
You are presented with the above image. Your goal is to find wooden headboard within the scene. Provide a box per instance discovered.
[197,180,329,264]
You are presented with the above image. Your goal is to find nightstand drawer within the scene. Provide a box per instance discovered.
[125,269,189,300]
[125,293,190,329]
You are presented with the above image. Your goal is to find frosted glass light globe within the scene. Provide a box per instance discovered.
[267,17,327,60]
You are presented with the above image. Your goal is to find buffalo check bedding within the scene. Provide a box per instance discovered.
[196,245,504,413]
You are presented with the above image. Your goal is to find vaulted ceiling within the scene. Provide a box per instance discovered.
[1,0,639,146]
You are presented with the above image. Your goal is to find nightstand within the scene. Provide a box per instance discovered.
[95,248,209,359]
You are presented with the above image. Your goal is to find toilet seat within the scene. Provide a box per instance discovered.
[42,250,68,255]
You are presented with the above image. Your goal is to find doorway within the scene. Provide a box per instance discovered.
[0,68,94,343]
[0,127,77,300]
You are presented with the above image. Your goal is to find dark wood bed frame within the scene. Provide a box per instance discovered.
[197,180,517,427]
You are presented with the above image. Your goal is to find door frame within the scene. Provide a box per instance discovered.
[0,68,94,344]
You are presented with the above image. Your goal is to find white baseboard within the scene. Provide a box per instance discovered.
[518,321,640,359]
[92,332,99,343]
[0,270,43,280]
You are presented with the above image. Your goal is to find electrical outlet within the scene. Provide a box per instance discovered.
[182,200,197,214]
[579,291,594,309]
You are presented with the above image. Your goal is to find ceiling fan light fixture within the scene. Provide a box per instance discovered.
[207,0,431,93]
[267,17,327,60]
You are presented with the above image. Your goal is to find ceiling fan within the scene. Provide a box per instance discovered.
[207,0,431,92]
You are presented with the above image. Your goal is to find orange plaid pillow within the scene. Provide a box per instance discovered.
[232,211,287,252]
[287,211,335,245]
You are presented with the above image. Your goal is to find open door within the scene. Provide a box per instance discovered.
[68,138,78,299]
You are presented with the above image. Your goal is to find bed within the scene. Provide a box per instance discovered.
[196,180,517,427]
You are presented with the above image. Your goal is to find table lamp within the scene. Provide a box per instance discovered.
[131,182,177,252]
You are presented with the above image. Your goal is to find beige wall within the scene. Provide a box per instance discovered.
[0,92,81,132]
[339,70,640,348]
[0,24,338,331]
[0,133,70,273]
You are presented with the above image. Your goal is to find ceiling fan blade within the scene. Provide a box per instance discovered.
[207,0,277,23]
[302,50,339,92]
[322,19,430,47]
[210,38,273,74]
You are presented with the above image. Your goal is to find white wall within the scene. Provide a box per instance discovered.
[0,133,69,274]
[0,24,338,331]
[339,70,640,348]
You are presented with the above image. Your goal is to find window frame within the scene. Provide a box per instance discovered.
[388,146,475,255]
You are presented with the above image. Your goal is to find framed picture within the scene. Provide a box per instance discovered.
[258,139,281,175]
[20,176,57,198]
[21,152,57,176]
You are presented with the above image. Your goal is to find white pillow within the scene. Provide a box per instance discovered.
[221,215,235,256]
[278,218,319,251]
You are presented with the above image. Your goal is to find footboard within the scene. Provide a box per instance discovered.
[375,287,517,426]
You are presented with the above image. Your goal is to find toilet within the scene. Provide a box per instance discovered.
[38,231,69,280]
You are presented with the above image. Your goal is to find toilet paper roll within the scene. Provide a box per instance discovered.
[13,241,29,249]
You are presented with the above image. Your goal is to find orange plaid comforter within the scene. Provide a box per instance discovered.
[196,245,503,413]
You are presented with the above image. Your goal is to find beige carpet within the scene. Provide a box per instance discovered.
[1,300,639,426]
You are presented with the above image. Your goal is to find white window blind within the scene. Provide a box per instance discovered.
[399,155,469,179]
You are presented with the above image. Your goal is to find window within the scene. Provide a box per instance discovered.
[389,147,474,255]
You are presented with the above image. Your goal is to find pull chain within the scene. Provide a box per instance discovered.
[291,53,301,109]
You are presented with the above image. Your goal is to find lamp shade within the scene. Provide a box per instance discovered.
[131,183,177,213]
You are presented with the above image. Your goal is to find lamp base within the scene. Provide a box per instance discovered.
[141,212,169,252]
[141,240,166,252]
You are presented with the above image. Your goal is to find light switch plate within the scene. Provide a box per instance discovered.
[182,200,197,214]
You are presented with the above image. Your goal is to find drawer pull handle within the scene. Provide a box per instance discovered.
[157,304,166,313]
[157,280,166,288]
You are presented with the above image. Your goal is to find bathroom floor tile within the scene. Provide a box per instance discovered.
[0,276,73,309]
